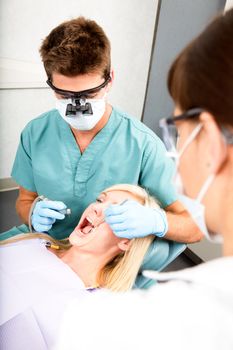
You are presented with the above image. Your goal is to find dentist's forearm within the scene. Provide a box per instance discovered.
[164,201,203,243]
[16,186,38,224]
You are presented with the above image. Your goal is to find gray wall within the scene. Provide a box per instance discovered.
[142,0,226,137]
[142,0,226,262]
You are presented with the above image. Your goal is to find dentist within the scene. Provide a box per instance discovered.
[9,17,201,244]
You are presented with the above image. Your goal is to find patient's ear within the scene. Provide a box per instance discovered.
[118,239,132,251]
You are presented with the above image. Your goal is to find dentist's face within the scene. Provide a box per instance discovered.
[69,190,138,253]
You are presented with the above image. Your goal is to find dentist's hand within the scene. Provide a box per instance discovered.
[31,201,67,232]
[104,200,168,239]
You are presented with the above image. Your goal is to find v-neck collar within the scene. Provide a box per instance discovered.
[57,108,120,196]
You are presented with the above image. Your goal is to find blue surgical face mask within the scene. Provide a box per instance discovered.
[56,95,106,131]
[167,123,222,242]
[170,123,203,193]
[179,191,222,243]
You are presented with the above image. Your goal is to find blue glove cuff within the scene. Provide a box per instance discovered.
[153,208,168,238]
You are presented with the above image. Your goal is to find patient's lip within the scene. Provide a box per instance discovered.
[74,228,85,238]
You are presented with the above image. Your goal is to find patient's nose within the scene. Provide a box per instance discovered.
[91,204,103,216]
[88,204,105,226]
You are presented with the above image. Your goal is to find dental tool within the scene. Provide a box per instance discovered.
[119,199,128,206]
[78,199,130,234]
[56,208,72,215]
[39,196,71,216]
[44,241,60,250]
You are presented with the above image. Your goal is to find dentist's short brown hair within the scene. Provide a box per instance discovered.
[40,17,111,80]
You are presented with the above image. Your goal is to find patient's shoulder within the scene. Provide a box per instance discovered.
[0,239,51,273]
[0,238,85,289]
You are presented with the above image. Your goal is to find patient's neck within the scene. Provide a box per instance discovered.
[58,246,118,288]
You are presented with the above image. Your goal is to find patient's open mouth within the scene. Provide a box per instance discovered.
[77,216,95,235]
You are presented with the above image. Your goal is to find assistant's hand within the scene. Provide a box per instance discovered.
[104,200,168,239]
[31,200,67,232]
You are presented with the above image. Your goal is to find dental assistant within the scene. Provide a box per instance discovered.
[9,17,201,243]
[55,9,233,350]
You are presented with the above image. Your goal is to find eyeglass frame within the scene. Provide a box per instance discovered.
[46,74,112,99]
[161,107,204,126]
[159,107,233,147]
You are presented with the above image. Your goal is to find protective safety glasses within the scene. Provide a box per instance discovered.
[159,107,233,154]
[46,75,111,99]
[159,108,204,153]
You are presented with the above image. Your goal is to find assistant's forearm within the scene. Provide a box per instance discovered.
[165,211,203,243]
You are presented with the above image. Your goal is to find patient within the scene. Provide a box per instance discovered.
[0,184,156,349]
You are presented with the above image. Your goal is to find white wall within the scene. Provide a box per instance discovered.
[0,0,158,180]
[225,0,233,10]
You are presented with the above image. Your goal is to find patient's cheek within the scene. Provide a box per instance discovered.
[104,224,121,242]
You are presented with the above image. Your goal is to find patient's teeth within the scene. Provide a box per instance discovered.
[86,216,94,225]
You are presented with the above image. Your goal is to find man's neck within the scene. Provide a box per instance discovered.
[71,104,112,153]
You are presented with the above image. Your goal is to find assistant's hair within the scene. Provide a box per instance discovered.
[0,184,157,292]
[168,8,233,128]
[40,17,111,80]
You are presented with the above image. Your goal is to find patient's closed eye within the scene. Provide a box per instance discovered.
[96,193,107,203]
[96,198,103,203]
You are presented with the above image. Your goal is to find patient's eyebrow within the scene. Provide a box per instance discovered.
[96,192,107,202]
[102,192,120,204]
[103,191,130,205]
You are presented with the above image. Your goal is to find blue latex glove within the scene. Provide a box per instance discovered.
[104,200,168,239]
[31,200,67,232]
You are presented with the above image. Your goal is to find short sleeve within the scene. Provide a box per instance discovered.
[139,136,178,208]
[11,128,36,192]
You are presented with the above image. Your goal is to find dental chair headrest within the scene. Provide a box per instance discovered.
[134,239,186,289]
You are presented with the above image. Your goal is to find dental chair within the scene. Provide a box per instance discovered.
[0,224,34,240]
[134,239,186,289]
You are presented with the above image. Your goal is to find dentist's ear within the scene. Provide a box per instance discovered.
[118,239,132,252]
[110,68,114,82]
[106,68,114,93]
[200,112,228,174]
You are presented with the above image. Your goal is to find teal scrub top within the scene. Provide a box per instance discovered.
[9,107,177,240]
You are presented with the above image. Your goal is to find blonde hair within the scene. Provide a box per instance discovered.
[96,184,157,292]
[0,184,158,292]
[0,232,71,250]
